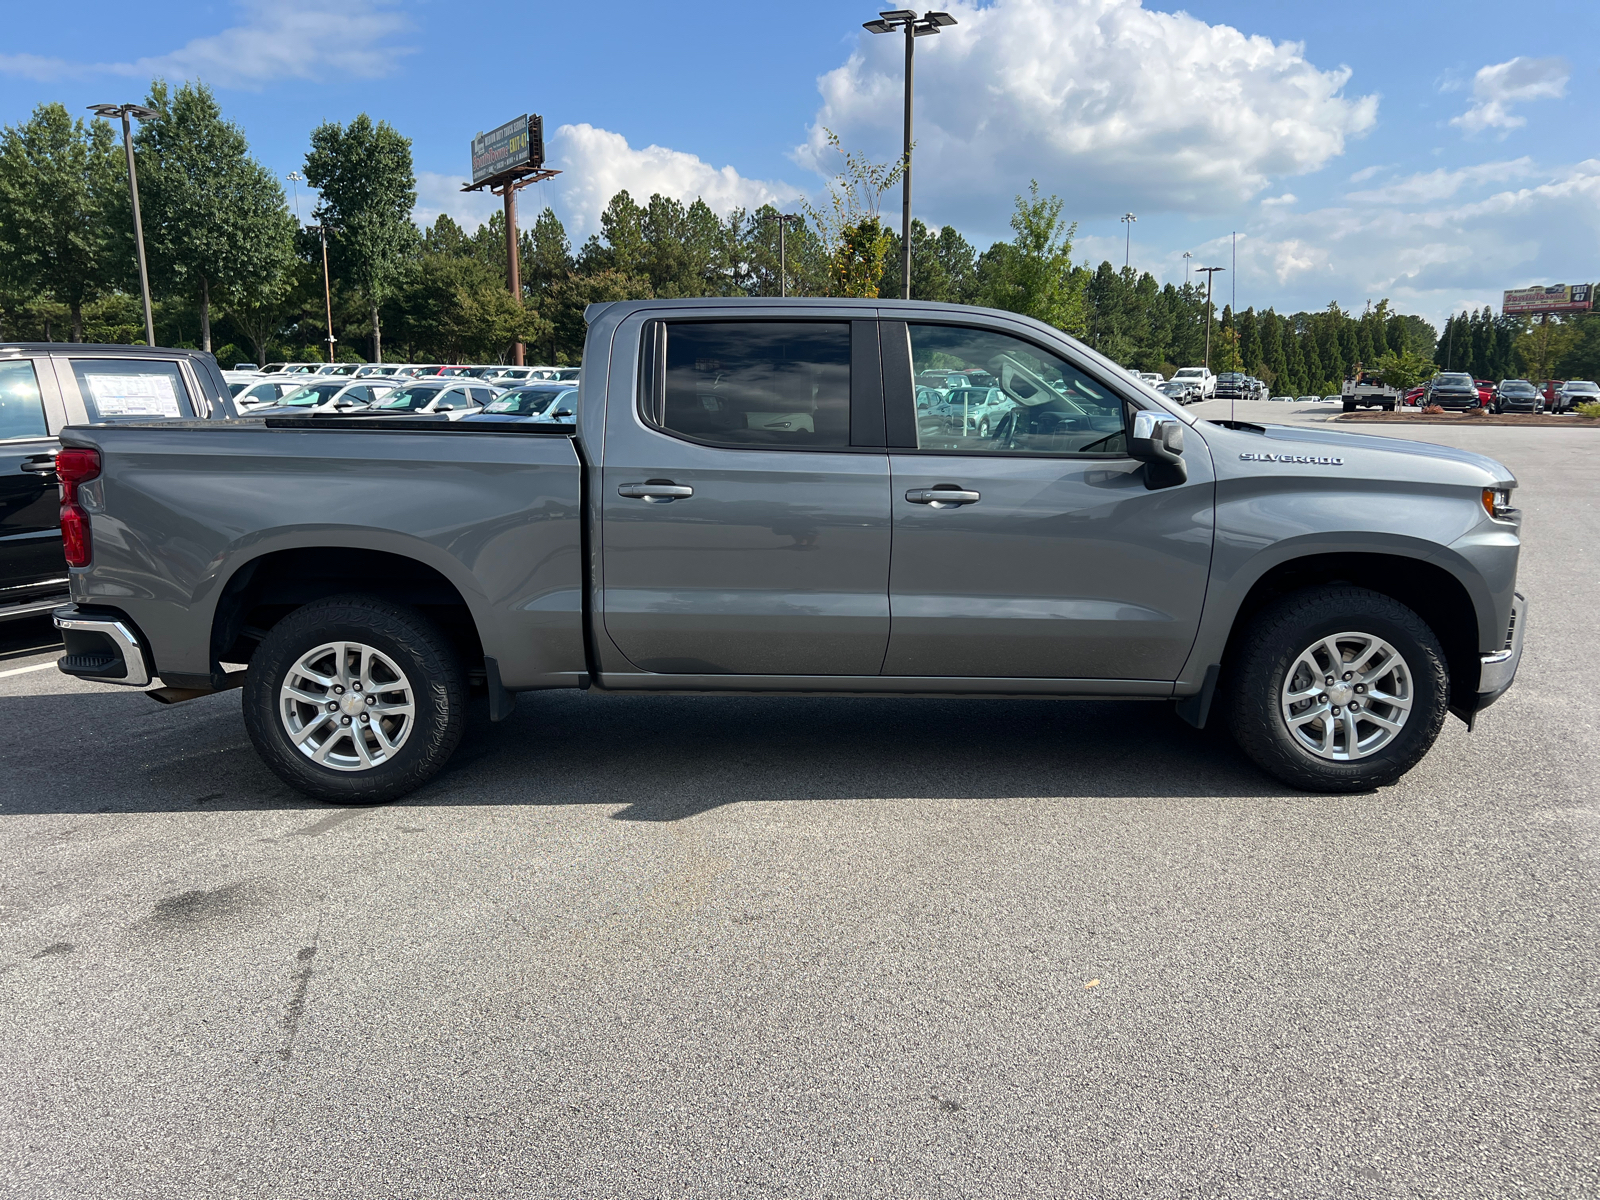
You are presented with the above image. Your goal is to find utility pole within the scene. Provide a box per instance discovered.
[1121,213,1136,271]
[312,225,336,366]
[863,9,957,300]
[1198,266,1225,374]
[89,103,158,347]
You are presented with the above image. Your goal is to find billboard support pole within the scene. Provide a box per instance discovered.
[503,187,523,366]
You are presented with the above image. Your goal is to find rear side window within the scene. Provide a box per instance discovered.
[0,359,49,440]
[648,321,851,449]
[72,359,194,421]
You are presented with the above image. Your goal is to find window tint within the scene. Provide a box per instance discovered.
[72,359,193,421]
[656,322,851,449]
[0,359,48,440]
[908,324,1127,456]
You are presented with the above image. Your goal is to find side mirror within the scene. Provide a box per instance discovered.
[554,409,573,418]
[437,404,455,412]
[1129,410,1188,490]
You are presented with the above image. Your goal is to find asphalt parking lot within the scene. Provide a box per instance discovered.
[2,404,1597,1198]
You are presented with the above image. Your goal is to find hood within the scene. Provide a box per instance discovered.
[1201,420,1516,488]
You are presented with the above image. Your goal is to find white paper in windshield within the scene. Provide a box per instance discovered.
[86,373,182,417]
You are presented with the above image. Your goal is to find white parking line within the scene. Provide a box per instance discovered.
[0,661,57,679]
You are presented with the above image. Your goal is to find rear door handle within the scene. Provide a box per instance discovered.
[20,458,58,476]
[905,488,980,508]
[618,482,694,503]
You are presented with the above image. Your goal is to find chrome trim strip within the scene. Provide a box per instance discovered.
[52,606,151,687]
[1478,592,1527,696]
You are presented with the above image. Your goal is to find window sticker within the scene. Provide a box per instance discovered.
[85,373,182,418]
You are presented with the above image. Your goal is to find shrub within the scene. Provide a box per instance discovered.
[1422,404,1445,414]
[1576,401,1600,419]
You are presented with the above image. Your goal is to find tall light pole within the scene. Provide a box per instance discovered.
[761,212,803,297]
[286,171,303,225]
[1121,212,1136,271]
[309,224,336,366]
[1197,266,1225,374]
[1182,250,1193,287]
[88,103,158,347]
[863,8,957,300]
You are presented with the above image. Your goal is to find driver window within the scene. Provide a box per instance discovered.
[908,324,1127,456]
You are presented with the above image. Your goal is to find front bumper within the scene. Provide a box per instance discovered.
[1475,591,1527,711]
[53,605,151,687]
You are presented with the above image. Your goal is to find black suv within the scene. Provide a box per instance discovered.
[0,344,234,623]
[1426,372,1481,412]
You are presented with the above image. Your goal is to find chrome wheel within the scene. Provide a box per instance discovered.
[1279,632,1413,762]
[279,641,415,772]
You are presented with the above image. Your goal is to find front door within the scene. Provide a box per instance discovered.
[882,320,1215,680]
[0,357,66,608]
[601,318,890,677]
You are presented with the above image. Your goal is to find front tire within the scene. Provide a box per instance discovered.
[243,594,466,803]
[1227,587,1448,792]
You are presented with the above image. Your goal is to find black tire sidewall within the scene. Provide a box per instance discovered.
[1229,589,1448,792]
[243,596,465,803]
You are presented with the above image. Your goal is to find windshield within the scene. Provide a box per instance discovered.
[1567,381,1599,393]
[1436,373,1473,386]
[483,387,574,415]
[279,383,348,407]
[1501,381,1535,394]
[373,386,445,411]
[1174,368,1205,379]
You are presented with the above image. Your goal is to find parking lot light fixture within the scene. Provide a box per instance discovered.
[88,103,158,347]
[309,224,337,366]
[760,212,803,297]
[286,171,303,225]
[863,9,958,300]
[1121,213,1136,271]
[1182,250,1192,287]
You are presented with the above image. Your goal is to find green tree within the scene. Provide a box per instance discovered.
[523,206,573,301]
[135,81,294,354]
[304,113,417,363]
[803,128,904,300]
[0,103,122,341]
[1373,348,1437,391]
[978,181,1085,334]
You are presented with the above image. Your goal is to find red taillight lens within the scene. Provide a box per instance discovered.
[61,503,90,567]
[55,448,101,489]
[55,448,100,568]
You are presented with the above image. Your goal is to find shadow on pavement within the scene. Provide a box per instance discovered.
[0,685,1315,819]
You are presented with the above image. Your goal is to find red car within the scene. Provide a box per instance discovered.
[1404,385,1426,406]
[1474,379,1494,407]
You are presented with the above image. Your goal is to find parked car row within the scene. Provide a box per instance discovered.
[229,361,580,386]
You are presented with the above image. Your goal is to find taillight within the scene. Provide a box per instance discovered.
[56,448,100,568]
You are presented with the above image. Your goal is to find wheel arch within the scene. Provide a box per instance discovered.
[208,542,488,679]
[1207,548,1485,714]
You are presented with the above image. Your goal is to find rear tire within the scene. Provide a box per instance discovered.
[1227,587,1448,793]
[243,594,466,804]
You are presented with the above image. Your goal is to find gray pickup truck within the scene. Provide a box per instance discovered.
[51,299,1527,801]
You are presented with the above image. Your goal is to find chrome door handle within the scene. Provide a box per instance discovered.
[618,482,694,503]
[905,488,980,508]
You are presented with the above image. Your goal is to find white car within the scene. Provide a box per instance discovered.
[361,381,498,420]
[260,362,322,375]
[250,379,400,417]
[230,375,309,410]
[1553,380,1599,411]
[1136,371,1164,387]
[1170,366,1216,399]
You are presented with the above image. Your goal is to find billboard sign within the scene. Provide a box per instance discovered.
[471,115,545,185]
[1502,283,1592,315]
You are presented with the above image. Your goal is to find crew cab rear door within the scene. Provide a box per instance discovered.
[879,317,1215,681]
[599,315,891,677]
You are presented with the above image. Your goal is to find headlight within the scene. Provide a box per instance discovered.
[1482,487,1516,519]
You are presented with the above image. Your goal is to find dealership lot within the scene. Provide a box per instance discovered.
[1,411,1596,1198]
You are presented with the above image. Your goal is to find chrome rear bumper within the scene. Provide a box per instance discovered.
[53,606,151,687]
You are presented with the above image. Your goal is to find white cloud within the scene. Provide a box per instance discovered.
[412,172,500,232]
[1450,56,1569,135]
[0,0,413,88]
[1344,158,1537,204]
[1220,157,1600,325]
[550,124,804,240]
[798,0,1377,231]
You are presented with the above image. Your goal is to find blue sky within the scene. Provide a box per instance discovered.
[2,0,1596,326]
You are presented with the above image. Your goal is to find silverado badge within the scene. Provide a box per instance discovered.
[1239,452,1345,465]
